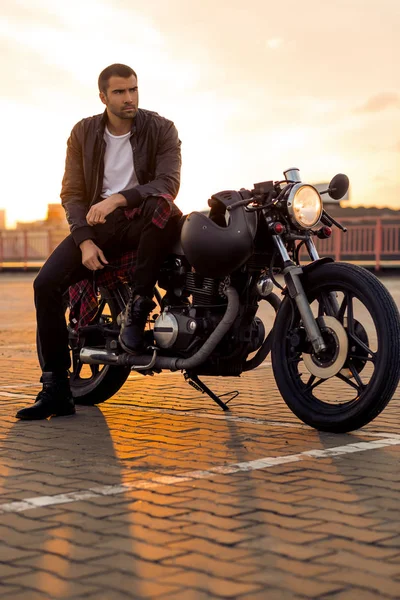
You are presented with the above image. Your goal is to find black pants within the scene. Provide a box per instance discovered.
[34,199,180,373]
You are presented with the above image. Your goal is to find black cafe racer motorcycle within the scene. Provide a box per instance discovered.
[57,168,400,433]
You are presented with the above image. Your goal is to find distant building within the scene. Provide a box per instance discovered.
[16,220,45,230]
[16,203,69,231]
[47,203,68,227]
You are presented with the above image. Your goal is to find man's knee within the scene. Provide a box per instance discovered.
[33,269,54,298]
[33,263,65,299]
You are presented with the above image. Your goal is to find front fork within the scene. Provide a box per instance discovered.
[273,236,338,355]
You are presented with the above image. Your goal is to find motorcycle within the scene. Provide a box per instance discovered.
[57,167,400,433]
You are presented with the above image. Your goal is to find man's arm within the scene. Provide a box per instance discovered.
[60,122,97,246]
[119,120,181,209]
[61,122,109,270]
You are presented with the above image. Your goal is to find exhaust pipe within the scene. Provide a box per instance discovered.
[79,347,180,371]
[80,285,239,371]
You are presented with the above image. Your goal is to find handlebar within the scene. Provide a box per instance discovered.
[226,196,254,211]
[321,210,347,232]
[226,190,348,234]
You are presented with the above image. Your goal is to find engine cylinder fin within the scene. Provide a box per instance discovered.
[185,272,222,305]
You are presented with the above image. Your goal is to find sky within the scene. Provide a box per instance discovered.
[1,0,399,227]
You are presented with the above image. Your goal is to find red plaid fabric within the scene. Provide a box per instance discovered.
[124,193,180,228]
[69,251,137,330]
[68,194,177,330]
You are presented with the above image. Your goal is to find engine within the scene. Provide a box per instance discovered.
[153,304,265,358]
[155,258,265,360]
[155,260,227,351]
[153,308,199,350]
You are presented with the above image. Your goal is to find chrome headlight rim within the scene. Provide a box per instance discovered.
[287,183,322,230]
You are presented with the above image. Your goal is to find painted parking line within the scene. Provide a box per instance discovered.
[0,344,36,350]
[0,391,37,400]
[1,433,399,515]
[0,384,38,389]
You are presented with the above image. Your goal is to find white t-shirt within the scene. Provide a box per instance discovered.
[101,126,139,198]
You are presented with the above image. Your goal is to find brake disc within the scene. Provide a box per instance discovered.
[303,316,349,379]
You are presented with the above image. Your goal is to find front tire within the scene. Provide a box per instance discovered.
[271,262,400,432]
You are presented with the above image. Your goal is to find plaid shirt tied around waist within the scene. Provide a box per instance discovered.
[69,194,178,330]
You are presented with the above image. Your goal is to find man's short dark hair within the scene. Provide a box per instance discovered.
[98,64,138,93]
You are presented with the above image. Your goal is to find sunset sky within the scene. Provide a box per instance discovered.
[1,0,399,227]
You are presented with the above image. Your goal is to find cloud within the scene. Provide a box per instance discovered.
[355,93,400,113]
[2,0,65,28]
[266,38,284,50]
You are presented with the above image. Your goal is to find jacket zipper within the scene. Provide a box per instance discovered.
[130,129,138,184]
[91,138,106,205]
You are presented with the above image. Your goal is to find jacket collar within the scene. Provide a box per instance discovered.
[98,108,142,136]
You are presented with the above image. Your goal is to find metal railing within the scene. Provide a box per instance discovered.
[0,229,68,269]
[1,218,400,270]
[313,217,400,270]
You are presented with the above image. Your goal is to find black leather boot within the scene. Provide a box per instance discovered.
[119,294,156,354]
[15,372,75,420]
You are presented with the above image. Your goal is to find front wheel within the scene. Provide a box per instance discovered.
[271,262,400,432]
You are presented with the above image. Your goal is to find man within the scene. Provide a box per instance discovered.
[16,63,182,420]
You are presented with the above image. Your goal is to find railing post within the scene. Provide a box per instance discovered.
[23,230,28,271]
[47,229,52,258]
[375,218,382,272]
[334,228,341,262]
[0,232,3,271]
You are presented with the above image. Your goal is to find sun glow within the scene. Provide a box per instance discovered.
[1,0,399,227]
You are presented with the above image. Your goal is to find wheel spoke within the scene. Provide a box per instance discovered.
[90,364,100,377]
[306,374,316,388]
[337,293,348,323]
[318,292,336,317]
[288,353,302,365]
[348,362,366,390]
[349,354,375,363]
[71,359,83,379]
[348,333,376,360]
[304,376,325,393]
[335,371,360,392]
[346,292,355,334]
[318,297,325,317]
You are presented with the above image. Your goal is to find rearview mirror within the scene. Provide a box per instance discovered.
[328,174,349,200]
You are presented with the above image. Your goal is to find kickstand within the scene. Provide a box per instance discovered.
[184,372,239,411]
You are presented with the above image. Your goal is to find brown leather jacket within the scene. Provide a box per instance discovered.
[60,108,182,246]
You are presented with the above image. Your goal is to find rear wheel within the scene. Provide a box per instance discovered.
[271,262,400,432]
[38,285,131,406]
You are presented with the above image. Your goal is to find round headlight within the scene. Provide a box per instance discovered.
[287,184,322,229]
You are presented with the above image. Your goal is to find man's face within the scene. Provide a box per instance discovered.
[100,75,139,120]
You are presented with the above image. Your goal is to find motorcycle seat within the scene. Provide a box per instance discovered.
[170,214,189,255]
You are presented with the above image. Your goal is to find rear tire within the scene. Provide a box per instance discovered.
[38,285,131,406]
[271,262,400,432]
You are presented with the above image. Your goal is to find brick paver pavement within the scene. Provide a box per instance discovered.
[0,272,400,599]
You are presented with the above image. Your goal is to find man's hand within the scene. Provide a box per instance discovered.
[86,194,127,225]
[79,240,109,270]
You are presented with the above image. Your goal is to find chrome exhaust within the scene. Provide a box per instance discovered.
[80,285,240,372]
